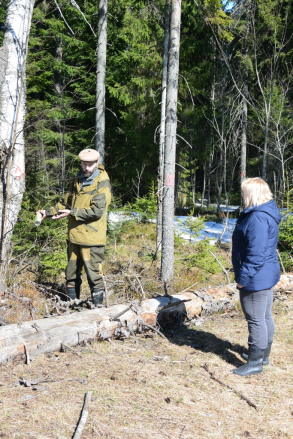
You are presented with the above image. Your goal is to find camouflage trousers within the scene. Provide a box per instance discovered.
[66,242,105,290]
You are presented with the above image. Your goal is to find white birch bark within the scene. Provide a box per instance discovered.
[156,0,170,252]
[95,0,107,167]
[161,0,181,282]
[0,0,35,276]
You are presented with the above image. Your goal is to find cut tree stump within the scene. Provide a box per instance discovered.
[0,274,292,363]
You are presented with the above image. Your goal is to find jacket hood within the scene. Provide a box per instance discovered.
[243,199,282,225]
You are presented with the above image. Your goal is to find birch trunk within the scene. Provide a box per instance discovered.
[0,0,35,278]
[156,0,170,252]
[161,0,181,282]
[95,0,107,167]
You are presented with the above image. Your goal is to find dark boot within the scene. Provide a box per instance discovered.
[233,347,264,376]
[66,285,77,301]
[91,288,104,307]
[263,341,272,365]
[242,341,272,365]
[75,281,81,300]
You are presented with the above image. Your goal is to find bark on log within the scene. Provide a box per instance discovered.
[0,274,292,364]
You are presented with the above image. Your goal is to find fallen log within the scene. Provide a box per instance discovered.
[0,274,292,363]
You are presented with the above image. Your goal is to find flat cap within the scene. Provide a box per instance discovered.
[78,149,100,162]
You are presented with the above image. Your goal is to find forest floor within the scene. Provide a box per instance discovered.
[1,294,293,438]
[1,222,293,438]
[3,221,232,325]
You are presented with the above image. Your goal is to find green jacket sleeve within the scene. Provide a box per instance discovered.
[70,180,111,222]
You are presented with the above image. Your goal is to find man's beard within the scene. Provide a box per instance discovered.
[83,171,92,177]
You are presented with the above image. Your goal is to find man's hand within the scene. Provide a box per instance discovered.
[37,210,46,220]
[237,283,244,289]
[52,209,71,220]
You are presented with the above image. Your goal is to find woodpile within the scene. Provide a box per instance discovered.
[0,274,292,364]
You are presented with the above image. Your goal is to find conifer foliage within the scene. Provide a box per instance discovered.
[0,0,293,280]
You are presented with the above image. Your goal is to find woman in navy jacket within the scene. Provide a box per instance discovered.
[232,177,281,376]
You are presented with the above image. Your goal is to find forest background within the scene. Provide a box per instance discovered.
[0,0,293,289]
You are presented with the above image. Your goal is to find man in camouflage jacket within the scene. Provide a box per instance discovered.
[37,149,111,306]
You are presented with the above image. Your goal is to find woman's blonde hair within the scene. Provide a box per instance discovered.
[241,177,273,208]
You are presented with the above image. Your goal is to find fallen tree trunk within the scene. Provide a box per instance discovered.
[0,274,292,363]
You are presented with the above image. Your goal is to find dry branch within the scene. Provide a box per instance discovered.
[142,323,168,339]
[73,390,92,439]
[110,304,133,321]
[202,363,258,411]
[277,249,286,274]
[24,344,30,364]
[61,343,82,358]
[102,276,109,308]
[135,274,146,302]
[208,250,230,284]
[159,298,191,311]
[0,274,292,364]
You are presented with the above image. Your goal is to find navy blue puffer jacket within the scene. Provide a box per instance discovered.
[232,200,281,292]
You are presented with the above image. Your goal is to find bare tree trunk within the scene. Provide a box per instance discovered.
[217,85,225,215]
[217,54,228,215]
[207,150,212,206]
[262,78,275,182]
[161,0,181,282]
[207,46,215,209]
[216,151,222,215]
[95,0,107,166]
[240,85,247,183]
[251,1,289,181]
[190,148,196,206]
[53,37,66,191]
[156,0,170,252]
[239,2,251,185]
[262,112,270,181]
[286,171,290,212]
[0,0,35,279]
[201,159,206,208]
[273,171,277,200]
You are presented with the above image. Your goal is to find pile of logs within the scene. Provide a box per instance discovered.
[0,274,292,363]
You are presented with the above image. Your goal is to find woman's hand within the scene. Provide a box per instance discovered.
[237,283,244,289]
[52,209,71,220]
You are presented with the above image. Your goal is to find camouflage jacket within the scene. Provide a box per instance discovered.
[46,165,111,246]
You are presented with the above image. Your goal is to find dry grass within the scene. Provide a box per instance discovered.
[3,222,232,324]
[2,222,292,437]
[1,295,293,438]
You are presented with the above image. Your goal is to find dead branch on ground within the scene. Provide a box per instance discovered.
[202,363,258,411]
[73,390,92,439]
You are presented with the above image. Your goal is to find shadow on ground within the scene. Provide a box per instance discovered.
[162,322,246,368]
